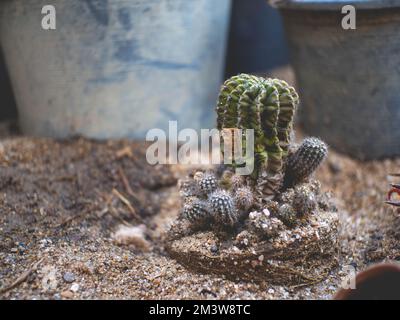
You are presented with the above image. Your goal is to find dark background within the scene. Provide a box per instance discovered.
[0,49,17,121]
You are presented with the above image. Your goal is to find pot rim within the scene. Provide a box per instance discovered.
[334,263,400,300]
[270,0,400,10]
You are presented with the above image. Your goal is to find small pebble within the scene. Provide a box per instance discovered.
[53,293,61,300]
[210,244,218,254]
[70,283,80,292]
[63,272,76,283]
[328,162,341,174]
[61,290,74,299]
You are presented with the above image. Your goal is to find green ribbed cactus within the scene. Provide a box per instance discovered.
[216,74,299,196]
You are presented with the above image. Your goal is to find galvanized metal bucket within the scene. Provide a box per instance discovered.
[273,0,400,160]
[0,0,231,139]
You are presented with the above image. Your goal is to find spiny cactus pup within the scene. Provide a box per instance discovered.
[231,174,245,189]
[277,203,297,227]
[182,198,212,225]
[292,185,317,216]
[284,137,328,188]
[179,179,200,199]
[198,173,218,195]
[234,186,254,211]
[209,189,238,226]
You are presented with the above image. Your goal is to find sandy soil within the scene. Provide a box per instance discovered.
[0,127,399,300]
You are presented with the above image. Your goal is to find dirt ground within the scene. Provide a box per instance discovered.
[0,119,399,300]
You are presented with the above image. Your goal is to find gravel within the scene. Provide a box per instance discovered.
[0,133,399,300]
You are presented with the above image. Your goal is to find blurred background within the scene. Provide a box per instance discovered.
[0,50,17,122]
[1,0,400,159]
[224,0,288,78]
[0,0,288,123]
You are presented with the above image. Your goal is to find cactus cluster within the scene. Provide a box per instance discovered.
[180,171,255,228]
[178,74,328,234]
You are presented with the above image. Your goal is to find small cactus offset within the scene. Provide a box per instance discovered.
[231,174,245,189]
[182,198,211,225]
[179,179,200,199]
[292,185,317,215]
[277,203,297,227]
[198,173,218,194]
[283,137,328,188]
[233,186,254,211]
[209,189,238,226]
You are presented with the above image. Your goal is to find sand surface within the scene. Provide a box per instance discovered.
[0,128,399,300]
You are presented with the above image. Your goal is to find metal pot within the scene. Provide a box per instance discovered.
[273,0,400,160]
[0,0,231,139]
[334,263,400,300]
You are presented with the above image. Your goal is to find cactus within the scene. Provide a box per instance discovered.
[277,203,297,227]
[234,186,254,211]
[216,74,299,197]
[169,75,338,284]
[176,75,328,232]
[198,173,218,194]
[179,179,201,199]
[231,174,245,189]
[209,189,238,226]
[283,137,328,188]
[292,185,317,216]
[182,198,211,225]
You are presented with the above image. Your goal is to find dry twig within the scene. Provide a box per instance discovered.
[115,146,133,159]
[117,166,143,209]
[112,188,141,221]
[0,258,44,294]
